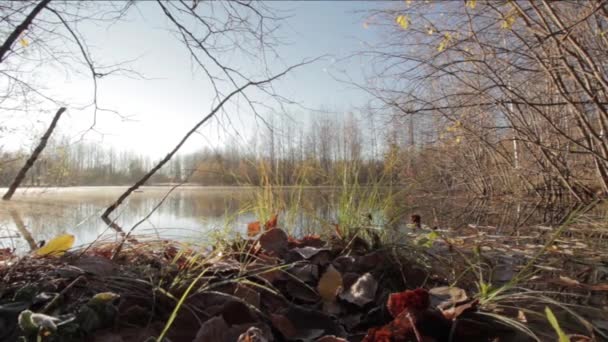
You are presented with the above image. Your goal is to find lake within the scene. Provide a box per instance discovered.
[0,186,593,252]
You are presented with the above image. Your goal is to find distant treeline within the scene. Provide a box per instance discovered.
[0,113,425,188]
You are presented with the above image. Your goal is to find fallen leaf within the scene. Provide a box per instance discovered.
[285,278,319,303]
[429,286,468,310]
[258,228,288,256]
[35,234,74,257]
[289,263,319,283]
[247,221,261,237]
[317,265,343,302]
[233,284,261,309]
[70,255,116,276]
[193,316,229,342]
[387,288,430,317]
[292,246,328,259]
[339,273,378,307]
[441,299,478,320]
[237,326,268,342]
[270,314,298,339]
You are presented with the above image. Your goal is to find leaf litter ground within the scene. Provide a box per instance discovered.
[0,219,607,341]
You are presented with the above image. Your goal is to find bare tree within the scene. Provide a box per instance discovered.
[359,0,608,202]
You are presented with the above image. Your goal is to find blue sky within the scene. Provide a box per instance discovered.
[2,1,395,157]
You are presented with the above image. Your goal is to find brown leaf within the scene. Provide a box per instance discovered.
[258,228,288,256]
[441,299,478,320]
[70,255,116,276]
[289,263,319,283]
[292,246,328,260]
[193,316,230,342]
[429,286,468,310]
[286,278,319,302]
[317,264,343,302]
[339,272,378,307]
[270,314,298,339]
[248,221,262,237]
[234,284,261,309]
[332,256,356,273]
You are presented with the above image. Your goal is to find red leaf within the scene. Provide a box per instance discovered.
[247,221,262,237]
[387,288,430,317]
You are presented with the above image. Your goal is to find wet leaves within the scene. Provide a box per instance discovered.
[3,221,596,342]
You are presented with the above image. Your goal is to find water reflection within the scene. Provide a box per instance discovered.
[0,186,600,252]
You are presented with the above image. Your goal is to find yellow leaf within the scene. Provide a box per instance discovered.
[19,38,29,47]
[426,26,435,35]
[317,264,343,302]
[363,21,369,29]
[501,10,518,30]
[466,0,476,9]
[405,0,412,6]
[396,15,410,30]
[35,234,75,257]
[438,32,452,52]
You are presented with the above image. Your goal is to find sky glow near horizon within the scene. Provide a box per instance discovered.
[0,1,393,158]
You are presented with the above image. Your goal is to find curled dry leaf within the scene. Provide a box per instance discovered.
[292,246,328,260]
[441,299,478,320]
[317,265,343,302]
[339,272,378,307]
[429,286,468,310]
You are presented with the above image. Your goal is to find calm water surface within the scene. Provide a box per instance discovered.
[0,186,586,252]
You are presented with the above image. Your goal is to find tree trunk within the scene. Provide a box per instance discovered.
[3,107,66,200]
